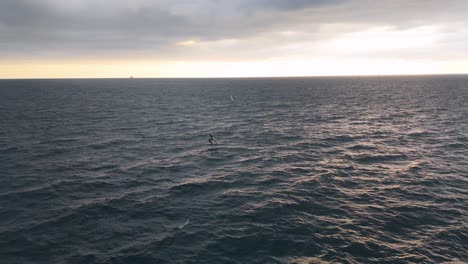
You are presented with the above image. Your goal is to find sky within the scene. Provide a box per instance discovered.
[1,0,468,78]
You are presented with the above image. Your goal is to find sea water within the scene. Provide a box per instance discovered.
[0,76,467,263]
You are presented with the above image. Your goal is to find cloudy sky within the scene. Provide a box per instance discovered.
[1,0,468,78]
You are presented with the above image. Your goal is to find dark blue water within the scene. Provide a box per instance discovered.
[1,76,467,263]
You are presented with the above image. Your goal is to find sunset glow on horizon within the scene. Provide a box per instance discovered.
[3,58,468,79]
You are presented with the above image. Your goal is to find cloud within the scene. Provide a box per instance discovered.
[0,0,468,62]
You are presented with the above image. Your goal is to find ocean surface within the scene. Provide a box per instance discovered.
[0,76,467,264]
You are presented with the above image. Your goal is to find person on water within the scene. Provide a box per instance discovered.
[209,133,217,145]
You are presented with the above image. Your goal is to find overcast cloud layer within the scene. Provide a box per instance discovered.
[1,0,468,62]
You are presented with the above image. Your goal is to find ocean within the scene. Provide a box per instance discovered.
[0,76,467,263]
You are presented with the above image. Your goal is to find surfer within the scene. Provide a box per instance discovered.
[209,133,217,145]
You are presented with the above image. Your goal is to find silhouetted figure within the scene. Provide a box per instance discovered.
[209,133,217,145]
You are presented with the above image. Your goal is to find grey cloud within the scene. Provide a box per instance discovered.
[1,0,467,60]
[235,0,345,12]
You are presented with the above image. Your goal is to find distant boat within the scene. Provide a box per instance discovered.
[230,95,234,102]
[130,76,134,79]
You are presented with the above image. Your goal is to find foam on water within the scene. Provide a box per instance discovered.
[0,76,467,263]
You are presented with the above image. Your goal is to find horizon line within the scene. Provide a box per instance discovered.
[1,73,468,80]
